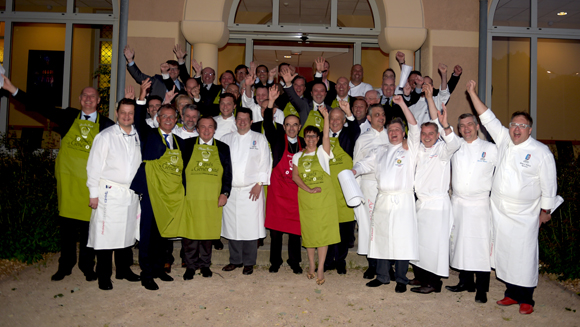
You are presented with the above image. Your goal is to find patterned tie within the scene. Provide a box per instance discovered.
[163,134,171,149]
[84,115,91,121]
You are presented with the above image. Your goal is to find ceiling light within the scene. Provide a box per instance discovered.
[284,55,292,59]
[557,12,567,16]
[547,71,552,73]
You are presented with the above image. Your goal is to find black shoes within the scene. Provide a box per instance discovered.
[363,267,376,280]
[183,269,195,280]
[98,279,113,290]
[213,239,224,250]
[323,264,336,272]
[243,266,254,275]
[389,267,396,281]
[269,265,279,273]
[155,272,174,282]
[115,270,141,282]
[366,279,388,287]
[201,267,213,278]
[395,283,407,293]
[409,279,421,286]
[84,271,98,282]
[475,291,488,303]
[291,265,303,274]
[410,286,439,294]
[222,263,243,271]
[445,283,476,293]
[336,266,347,275]
[141,278,159,291]
[51,270,71,281]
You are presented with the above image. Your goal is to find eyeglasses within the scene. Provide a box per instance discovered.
[203,72,215,76]
[159,114,177,119]
[509,122,530,129]
[304,135,318,139]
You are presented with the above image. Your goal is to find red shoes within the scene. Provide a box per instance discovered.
[496,297,518,306]
[497,297,534,314]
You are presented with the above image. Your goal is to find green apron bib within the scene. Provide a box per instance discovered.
[181,138,224,239]
[55,112,100,221]
[298,109,324,138]
[329,137,355,223]
[297,148,341,248]
[283,102,300,119]
[144,130,185,238]
[213,89,222,105]
[330,97,349,109]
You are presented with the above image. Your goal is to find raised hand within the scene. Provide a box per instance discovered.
[438,63,448,75]
[244,72,255,87]
[319,105,329,119]
[396,51,405,65]
[268,66,278,81]
[173,44,187,61]
[192,59,202,76]
[422,83,434,98]
[454,65,463,76]
[338,100,352,117]
[438,102,449,128]
[392,95,405,106]
[403,82,412,96]
[279,66,297,85]
[139,78,152,100]
[163,85,177,105]
[466,80,476,94]
[269,84,280,101]
[160,62,169,74]
[125,85,135,100]
[415,75,424,88]
[315,57,326,73]
[0,74,17,94]
[250,61,257,76]
[124,45,135,63]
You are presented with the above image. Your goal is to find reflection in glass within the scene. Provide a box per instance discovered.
[14,0,67,13]
[491,37,530,127]
[538,0,580,29]
[234,0,273,25]
[337,0,373,28]
[74,0,113,14]
[493,0,530,27]
[537,39,580,140]
[279,0,331,26]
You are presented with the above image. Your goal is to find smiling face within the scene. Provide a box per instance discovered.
[368,105,386,130]
[382,77,396,98]
[226,84,240,99]
[182,108,200,132]
[388,122,404,145]
[329,109,346,134]
[185,78,200,98]
[458,116,479,143]
[220,72,235,89]
[509,115,532,145]
[365,90,380,106]
[235,67,248,84]
[421,124,439,148]
[304,131,319,149]
[293,78,306,97]
[335,77,350,98]
[117,104,135,130]
[219,96,235,118]
[79,87,100,114]
[284,115,301,139]
[235,112,252,134]
[255,87,268,103]
[256,65,268,84]
[168,64,179,81]
[350,64,363,84]
[147,99,162,117]
[156,107,178,134]
[352,99,368,121]
[197,117,216,143]
[311,84,327,104]
[201,67,215,85]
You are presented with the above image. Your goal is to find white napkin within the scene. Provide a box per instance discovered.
[398,64,412,89]
[338,169,365,207]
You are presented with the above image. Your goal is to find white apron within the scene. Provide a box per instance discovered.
[354,178,378,255]
[221,185,267,240]
[411,193,452,277]
[87,179,140,250]
[490,192,541,287]
[449,194,492,272]
[368,190,419,260]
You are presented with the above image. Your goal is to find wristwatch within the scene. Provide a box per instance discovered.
[258,182,263,186]
[222,192,229,198]
[541,209,551,214]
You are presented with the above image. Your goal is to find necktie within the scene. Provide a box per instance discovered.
[175,80,181,90]
[332,132,337,138]
[317,105,323,111]
[163,134,171,149]
[84,115,91,121]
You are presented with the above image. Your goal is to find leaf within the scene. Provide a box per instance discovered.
[53,293,63,298]
[314,289,321,294]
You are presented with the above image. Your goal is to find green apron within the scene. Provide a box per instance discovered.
[283,101,300,119]
[298,109,324,138]
[297,148,340,248]
[144,130,185,237]
[330,96,349,109]
[180,138,224,239]
[213,89,222,104]
[329,137,355,223]
[55,112,100,221]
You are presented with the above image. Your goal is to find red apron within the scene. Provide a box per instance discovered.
[265,137,302,235]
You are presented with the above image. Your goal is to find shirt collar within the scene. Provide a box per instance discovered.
[82,111,97,122]
[200,137,214,145]
[287,136,298,144]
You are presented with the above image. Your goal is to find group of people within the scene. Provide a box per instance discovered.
[1,44,560,315]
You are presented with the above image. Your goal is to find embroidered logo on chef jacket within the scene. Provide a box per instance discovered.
[520,153,532,168]
[429,153,438,159]
[250,140,259,150]
[395,158,404,167]
[477,152,487,163]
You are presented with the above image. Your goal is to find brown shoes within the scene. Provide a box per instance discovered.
[222,263,243,271]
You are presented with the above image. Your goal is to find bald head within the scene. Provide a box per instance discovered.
[364,90,380,106]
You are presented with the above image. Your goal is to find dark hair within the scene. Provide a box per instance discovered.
[283,114,300,125]
[292,75,306,85]
[197,116,217,129]
[235,107,253,121]
[220,70,235,83]
[511,111,533,127]
[220,92,236,102]
[383,68,396,79]
[310,81,327,92]
[182,104,199,115]
[421,121,439,131]
[116,98,136,112]
[256,64,268,73]
[303,125,321,137]
[254,85,269,93]
[367,103,383,115]
[409,70,422,77]
[387,117,405,130]
[166,60,179,67]
[278,62,290,71]
[146,95,163,106]
[235,64,248,74]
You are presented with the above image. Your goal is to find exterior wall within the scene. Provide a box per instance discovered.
[361,47,390,89]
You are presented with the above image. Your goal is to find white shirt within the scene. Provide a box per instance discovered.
[174,126,199,139]
[451,137,498,197]
[359,119,371,134]
[353,127,390,180]
[81,111,97,123]
[348,81,373,97]
[409,87,450,126]
[292,145,334,175]
[86,124,142,198]
[221,130,271,187]
[213,115,237,140]
[479,110,558,209]
[241,91,284,124]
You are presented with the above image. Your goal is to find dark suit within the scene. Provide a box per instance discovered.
[127,62,190,99]
[193,76,223,117]
[307,77,336,106]
[13,89,114,278]
[130,103,186,280]
[284,85,331,131]
[382,100,408,129]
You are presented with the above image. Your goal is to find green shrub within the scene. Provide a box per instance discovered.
[539,155,580,280]
[0,133,60,263]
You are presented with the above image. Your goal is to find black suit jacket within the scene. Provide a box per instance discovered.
[383,102,408,129]
[259,108,307,168]
[13,90,114,137]
[284,85,332,130]
[335,118,361,159]
[307,77,336,106]
[127,62,189,100]
[194,76,223,117]
[181,137,232,197]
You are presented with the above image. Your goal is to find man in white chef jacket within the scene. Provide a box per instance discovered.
[467,80,559,315]
[220,107,272,275]
[409,84,460,294]
[86,98,142,290]
[174,104,200,139]
[213,93,238,140]
[352,103,389,280]
[352,95,420,293]
[446,111,497,303]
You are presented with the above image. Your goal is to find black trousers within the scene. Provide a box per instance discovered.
[412,265,442,290]
[57,216,95,276]
[324,221,356,269]
[376,259,409,284]
[367,257,377,269]
[138,192,166,279]
[458,270,491,292]
[182,239,213,269]
[269,229,302,268]
[164,240,185,265]
[95,246,134,280]
[505,282,535,306]
[228,239,258,266]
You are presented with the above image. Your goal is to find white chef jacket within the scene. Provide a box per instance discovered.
[242,91,284,125]
[213,115,237,141]
[348,81,374,97]
[353,123,421,260]
[359,119,371,134]
[352,126,389,255]
[480,109,558,287]
[449,137,497,272]
[220,130,272,240]
[411,124,460,277]
[409,87,450,126]
[174,126,199,139]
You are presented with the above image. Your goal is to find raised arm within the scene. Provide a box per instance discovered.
[424,83,438,121]
[438,103,460,161]
[438,63,448,91]
[466,80,488,116]
[393,95,416,126]
[319,105,331,156]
